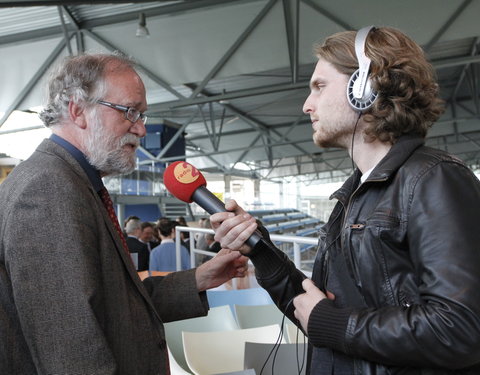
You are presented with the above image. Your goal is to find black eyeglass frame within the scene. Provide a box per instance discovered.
[96,100,148,125]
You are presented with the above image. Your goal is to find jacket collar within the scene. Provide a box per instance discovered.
[332,134,425,203]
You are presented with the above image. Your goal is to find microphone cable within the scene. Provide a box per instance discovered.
[350,112,362,172]
[259,298,307,375]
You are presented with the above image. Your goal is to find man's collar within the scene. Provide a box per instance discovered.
[50,133,104,193]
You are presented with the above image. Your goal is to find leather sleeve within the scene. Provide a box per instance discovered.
[247,226,307,324]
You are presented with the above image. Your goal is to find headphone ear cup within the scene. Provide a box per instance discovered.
[347,69,378,111]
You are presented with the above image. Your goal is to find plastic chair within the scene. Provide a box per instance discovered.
[213,370,256,375]
[285,323,308,344]
[234,304,292,329]
[244,342,307,375]
[207,288,273,316]
[167,344,192,375]
[164,305,239,372]
[183,324,284,375]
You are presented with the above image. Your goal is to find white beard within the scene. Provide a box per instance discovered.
[83,112,139,176]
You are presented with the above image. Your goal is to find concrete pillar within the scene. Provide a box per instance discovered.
[254,179,260,202]
[296,180,301,210]
[116,202,125,227]
[224,175,231,200]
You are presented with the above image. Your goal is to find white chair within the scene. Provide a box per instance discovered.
[164,305,239,372]
[183,324,285,375]
[285,323,308,344]
[207,288,273,316]
[234,303,291,329]
[244,342,307,375]
[168,344,193,375]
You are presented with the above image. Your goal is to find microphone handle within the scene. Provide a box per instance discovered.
[191,186,262,248]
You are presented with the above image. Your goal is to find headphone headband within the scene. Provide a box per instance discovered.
[347,25,378,111]
[353,25,375,100]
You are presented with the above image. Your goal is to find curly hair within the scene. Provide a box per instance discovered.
[39,52,137,128]
[314,27,445,143]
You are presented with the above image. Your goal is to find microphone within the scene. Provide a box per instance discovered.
[163,161,262,248]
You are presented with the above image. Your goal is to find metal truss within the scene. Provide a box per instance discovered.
[0,0,479,182]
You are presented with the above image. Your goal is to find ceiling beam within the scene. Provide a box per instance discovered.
[148,81,308,113]
[0,0,262,46]
[301,0,353,30]
[282,0,300,83]
[0,37,67,128]
[83,30,187,100]
[57,6,73,55]
[0,0,172,5]
[189,0,277,99]
[423,0,473,53]
[147,53,480,114]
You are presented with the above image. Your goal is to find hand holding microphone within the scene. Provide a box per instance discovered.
[163,161,262,249]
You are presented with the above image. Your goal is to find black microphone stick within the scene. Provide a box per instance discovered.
[192,186,262,248]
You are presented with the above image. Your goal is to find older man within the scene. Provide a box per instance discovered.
[0,53,247,375]
[125,218,150,271]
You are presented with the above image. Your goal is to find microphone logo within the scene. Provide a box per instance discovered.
[173,162,200,184]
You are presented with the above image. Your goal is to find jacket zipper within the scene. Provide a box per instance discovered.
[321,207,343,291]
[339,176,388,283]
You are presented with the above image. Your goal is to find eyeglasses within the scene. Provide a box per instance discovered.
[96,100,148,125]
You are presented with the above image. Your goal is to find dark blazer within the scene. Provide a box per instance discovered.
[0,139,208,375]
[126,236,150,271]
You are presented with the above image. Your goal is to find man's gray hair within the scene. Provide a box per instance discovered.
[39,52,137,127]
[125,218,142,235]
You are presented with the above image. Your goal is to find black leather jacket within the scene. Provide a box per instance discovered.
[250,135,480,374]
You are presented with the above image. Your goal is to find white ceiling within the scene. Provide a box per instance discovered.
[0,0,479,183]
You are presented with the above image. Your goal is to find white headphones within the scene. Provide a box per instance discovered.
[346,25,378,111]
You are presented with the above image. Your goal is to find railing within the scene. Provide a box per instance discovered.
[174,226,317,275]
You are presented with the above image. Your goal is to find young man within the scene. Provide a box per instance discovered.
[211,26,480,373]
[150,220,191,272]
[0,53,248,374]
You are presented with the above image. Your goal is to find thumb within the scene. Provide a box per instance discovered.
[216,248,241,260]
[326,290,336,300]
[224,199,239,212]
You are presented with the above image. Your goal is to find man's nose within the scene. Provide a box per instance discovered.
[131,118,147,138]
[303,93,313,114]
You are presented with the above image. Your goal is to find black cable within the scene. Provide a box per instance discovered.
[258,298,307,375]
[351,112,362,172]
[259,299,293,375]
[294,320,307,374]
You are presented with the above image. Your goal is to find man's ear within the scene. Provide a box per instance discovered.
[68,100,88,129]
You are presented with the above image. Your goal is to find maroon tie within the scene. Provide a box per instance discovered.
[99,187,131,257]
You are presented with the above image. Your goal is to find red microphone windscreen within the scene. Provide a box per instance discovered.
[163,161,207,203]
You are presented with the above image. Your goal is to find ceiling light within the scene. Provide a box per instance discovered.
[136,13,150,38]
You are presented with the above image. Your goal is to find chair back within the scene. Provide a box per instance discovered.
[183,324,284,375]
[167,344,192,375]
[244,342,307,375]
[234,304,290,329]
[207,288,273,316]
[164,305,238,372]
[285,323,308,344]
